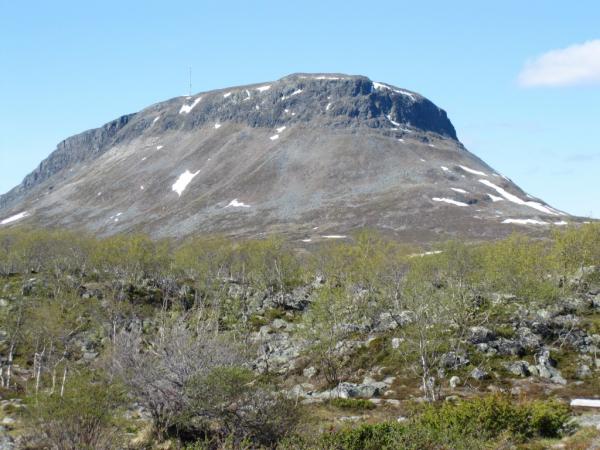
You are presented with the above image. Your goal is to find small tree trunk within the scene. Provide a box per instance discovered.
[60,366,68,397]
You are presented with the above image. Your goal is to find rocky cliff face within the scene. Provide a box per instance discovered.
[0,73,576,241]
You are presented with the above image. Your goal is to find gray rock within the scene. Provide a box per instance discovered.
[372,312,398,332]
[391,337,403,349]
[83,351,98,361]
[468,326,496,344]
[470,368,489,381]
[481,338,525,357]
[573,414,600,430]
[0,425,14,450]
[533,350,567,385]
[271,318,289,330]
[576,364,592,379]
[516,327,542,351]
[440,351,469,369]
[504,361,531,377]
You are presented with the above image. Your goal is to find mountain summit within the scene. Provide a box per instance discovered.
[0,73,573,241]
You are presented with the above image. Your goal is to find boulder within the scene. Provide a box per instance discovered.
[468,326,496,344]
[516,327,542,351]
[440,351,469,369]
[470,368,490,381]
[372,312,398,332]
[504,361,530,377]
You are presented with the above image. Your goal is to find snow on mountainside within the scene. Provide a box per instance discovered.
[0,73,585,242]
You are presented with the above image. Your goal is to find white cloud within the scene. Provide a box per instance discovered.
[518,39,600,87]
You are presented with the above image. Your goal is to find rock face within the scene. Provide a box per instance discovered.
[0,73,576,242]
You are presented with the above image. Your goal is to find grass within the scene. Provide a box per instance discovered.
[330,398,376,410]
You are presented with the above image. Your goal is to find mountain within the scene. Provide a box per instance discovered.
[0,73,577,242]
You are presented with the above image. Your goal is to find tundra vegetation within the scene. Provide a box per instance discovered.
[0,224,598,448]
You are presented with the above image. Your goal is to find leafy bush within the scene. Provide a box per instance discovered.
[23,372,124,449]
[416,394,571,441]
[179,366,300,446]
[318,422,407,450]
[529,399,572,438]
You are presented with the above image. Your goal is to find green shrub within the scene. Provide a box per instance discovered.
[415,394,571,442]
[319,422,407,450]
[23,372,125,449]
[529,399,572,438]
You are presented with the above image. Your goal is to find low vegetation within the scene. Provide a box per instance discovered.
[0,223,598,448]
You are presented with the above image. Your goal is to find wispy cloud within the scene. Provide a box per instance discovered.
[518,39,600,87]
[564,152,600,163]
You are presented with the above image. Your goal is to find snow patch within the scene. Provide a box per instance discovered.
[554,221,568,226]
[459,165,487,176]
[179,97,202,114]
[373,82,416,100]
[156,145,163,150]
[276,126,287,133]
[432,197,469,207]
[256,85,271,92]
[386,114,401,127]
[223,92,232,98]
[326,102,332,111]
[301,239,312,243]
[451,188,468,194]
[214,123,221,129]
[1,212,29,225]
[502,218,548,225]
[571,399,600,408]
[152,116,160,125]
[479,179,558,215]
[281,89,303,100]
[225,199,251,208]
[441,166,450,172]
[270,134,279,141]
[172,170,200,196]
[322,235,347,239]
[410,250,443,258]
[311,76,344,80]
[487,194,504,202]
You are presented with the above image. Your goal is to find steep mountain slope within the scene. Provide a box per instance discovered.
[0,73,575,242]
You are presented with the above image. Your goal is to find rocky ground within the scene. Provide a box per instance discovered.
[2,268,600,448]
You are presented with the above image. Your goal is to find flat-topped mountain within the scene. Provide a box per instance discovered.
[0,73,578,242]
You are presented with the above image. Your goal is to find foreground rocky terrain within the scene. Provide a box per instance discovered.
[0,74,581,243]
[0,226,599,448]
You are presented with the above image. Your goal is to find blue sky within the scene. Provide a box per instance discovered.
[1,1,598,217]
